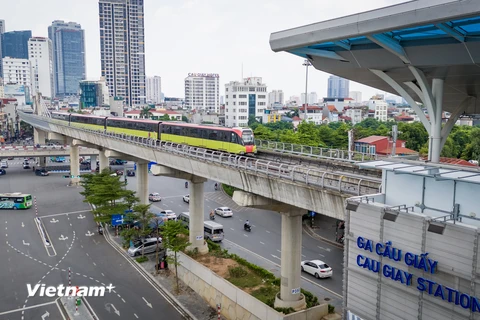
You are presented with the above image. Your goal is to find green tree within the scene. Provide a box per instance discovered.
[81,168,138,224]
[140,107,153,119]
[159,114,172,121]
[462,127,480,162]
[440,136,459,158]
[248,115,259,126]
[398,122,428,151]
[296,121,320,146]
[253,125,276,141]
[181,115,189,123]
[132,203,155,256]
[265,121,294,131]
[162,220,190,292]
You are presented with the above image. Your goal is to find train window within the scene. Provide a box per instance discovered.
[174,126,182,135]
[230,133,238,144]
[190,128,199,138]
[182,127,189,136]
[209,130,218,140]
[164,126,171,134]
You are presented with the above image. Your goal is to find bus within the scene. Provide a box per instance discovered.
[0,193,33,210]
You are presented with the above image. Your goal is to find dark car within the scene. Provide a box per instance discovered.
[7,157,14,160]
[0,169,6,175]
[127,170,135,177]
[35,168,49,176]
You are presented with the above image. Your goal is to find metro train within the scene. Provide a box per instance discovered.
[50,112,257,155]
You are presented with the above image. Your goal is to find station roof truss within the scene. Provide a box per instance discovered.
[270,0,480,115]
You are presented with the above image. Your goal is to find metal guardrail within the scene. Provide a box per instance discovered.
[255,139,378,162]
[19,113,382,196]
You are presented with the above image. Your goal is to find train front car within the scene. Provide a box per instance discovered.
[235,128,257,155]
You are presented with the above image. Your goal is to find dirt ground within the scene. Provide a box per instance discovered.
[196,255,239,278]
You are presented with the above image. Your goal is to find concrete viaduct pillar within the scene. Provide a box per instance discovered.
[98,149,109,172]
[137,162,149,205]
[152,165,209,254]
[69,144,80,186]
[90,155,97,172]
[33,128,47,167]
[233,191,307,310]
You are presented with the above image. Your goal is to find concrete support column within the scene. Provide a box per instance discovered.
[275,211,306,309]
[430,78,444,163]
[188,177,208,254]
[137,162,149,205]
[90,155,97,172]
[34,128,46,167]
[69,145,80,186]
[98,149,108,172]
[39,157,46,168]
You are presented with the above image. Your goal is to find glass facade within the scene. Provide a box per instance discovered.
[1,30,32,59]
[79,81,101,108]
[248,94,256,117]
[48,21,85,97]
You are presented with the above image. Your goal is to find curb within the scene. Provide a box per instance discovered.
[103,225,198,320]
[302,222,344,249]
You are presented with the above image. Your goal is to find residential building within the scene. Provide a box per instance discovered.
[262,109,282,124]
[146,76,162,104]
[0,85,3,98]
[224,77,267,127]
[2,57,32,90]
[48,20,86,98]
[344,107,364,125]
[354,135,417,156]
[28,37,54,98]
[184,73,219,112]
[79,77,110,108]
[301,92,318,105]
[1,30,31,60]
[349,91,362,103]
[300,105,326,125]
[327,75,349,98]
[99,0,146,106]
[268,90,284,107]
[0,20,5,77]
[367,98,388,121]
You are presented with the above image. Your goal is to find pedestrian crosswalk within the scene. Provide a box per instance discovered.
[204,191,246,212]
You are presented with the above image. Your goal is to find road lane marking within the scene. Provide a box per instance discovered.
[0,301,57,316]
[134,314,139,318]
[39,210,91,218]
[230,228,234,231]
[101,273,105,277]
[122,298,126,303]
[319,254,325,257]
[302,254,306,258]
[93,262,97,266]
[260,241,265,245]
[266,230,271,233]
[243,234,248,237]
[276,249,281,253]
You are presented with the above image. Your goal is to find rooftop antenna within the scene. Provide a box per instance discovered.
[241,63,243,80]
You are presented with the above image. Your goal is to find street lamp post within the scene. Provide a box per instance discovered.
[302,59,312,121]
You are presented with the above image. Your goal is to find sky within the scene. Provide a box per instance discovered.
[2,0,408,101]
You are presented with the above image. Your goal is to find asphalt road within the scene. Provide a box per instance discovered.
[120,162,345,297]
[0,161,185,320]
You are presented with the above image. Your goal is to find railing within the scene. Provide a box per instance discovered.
[19,113,382,196]
[255,139,378,162]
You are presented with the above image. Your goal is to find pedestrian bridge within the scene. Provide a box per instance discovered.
[0,145,99,158]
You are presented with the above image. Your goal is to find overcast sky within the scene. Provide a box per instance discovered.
[3,0,407,100]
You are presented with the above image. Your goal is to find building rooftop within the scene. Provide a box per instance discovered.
[355,135,388,144]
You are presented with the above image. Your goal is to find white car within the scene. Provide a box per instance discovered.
[301,260,333,279]
[160,210,177,220]
[0,161,8,168]
[183,195,190,203]
[215,207,233,217]
[149,193,162,202]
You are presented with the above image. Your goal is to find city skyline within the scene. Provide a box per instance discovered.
[1,0,407,101]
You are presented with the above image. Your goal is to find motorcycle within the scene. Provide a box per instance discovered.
[185,182,188,188]
[244,224,251,232]
[209,215,215,220]
[214,184,218,190]
[98,225,104,235]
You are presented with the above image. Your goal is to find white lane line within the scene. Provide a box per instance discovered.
[230,228,234,231]
[83,275,87,278]
[134,314,139,319]
[302,254,306,258]
[243,234,248,237]
[319,253,325,257]
[93,262,96,266]
[260,241,265,245]
[76,273,81,276]
[121,298,126,303]
[70,223,72,226]
[86,253,89,256]
[276,249,281,253]
[266,230,271,233]
[89,277,94,280]
[39,210,90,218]
[0,301,57,316]
[101,273,105,277]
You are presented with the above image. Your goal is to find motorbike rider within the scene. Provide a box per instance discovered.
[209,210,215,219]
[244,219,251,230]
[214,183,218,190]
[185,181,188,188]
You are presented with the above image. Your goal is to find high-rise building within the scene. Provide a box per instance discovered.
[146,76,162,104]
[349,91,362,103]
[301,92,318,105]
[184,73,220,112]
[268,90,284,107]
[224,77,267,127]
[48,20,86,98]
[2,57,32,89]
[1,30,32,59]
[99,0,146,106]
[28,37,54,98]
[327,75,349,98]
[0,20,5,77]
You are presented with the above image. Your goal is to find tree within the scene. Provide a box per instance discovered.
[248,115,259,126]
[81,168,138,224]
[159,114,172,121]
[132,204,155,256]
[140,107,153,119]
[181,115,189,123]
[162,220,190,292]
[462,127,480,162]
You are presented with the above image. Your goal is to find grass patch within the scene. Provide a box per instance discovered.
[251,285,279,305]
[222,184,238,197]
[135,256,148,263]
[228,271,263,288]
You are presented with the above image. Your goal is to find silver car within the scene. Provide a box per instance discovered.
[215,207,233,217]
[127,238,163,257]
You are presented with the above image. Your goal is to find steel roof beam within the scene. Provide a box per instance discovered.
[434,23,465,42]
[440,96,475,150]
[334,40,351,50]
[367,33,410,64]
[288,48,348,61]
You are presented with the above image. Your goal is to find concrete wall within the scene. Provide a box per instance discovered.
[173,252,329,320]
[18,113,351,219]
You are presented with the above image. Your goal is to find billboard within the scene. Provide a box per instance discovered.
[4,84,26,96]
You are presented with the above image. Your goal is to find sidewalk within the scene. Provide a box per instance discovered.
[304,214,344,247]
[59,296,98,320]
[108,232,224,320]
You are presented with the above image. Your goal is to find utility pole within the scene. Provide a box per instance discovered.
[391,125,402,156]
[302,59,312,121]
[348,129,354,160]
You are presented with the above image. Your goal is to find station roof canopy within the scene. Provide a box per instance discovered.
[269,0,480,115]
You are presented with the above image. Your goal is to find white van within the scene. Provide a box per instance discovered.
[127,237,163,257]
[204,221,224,242]
[178,212,190,229]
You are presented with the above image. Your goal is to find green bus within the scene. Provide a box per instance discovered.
[0,193,33,210]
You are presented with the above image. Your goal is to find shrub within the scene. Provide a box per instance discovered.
[229,266,248,278]
[328,304,335,314]
[301,289,319,308]
[274,307,295,314]
[135,256,148,263]
[207,240,221,252]
[222,184,238,197]
[271,278,281,286]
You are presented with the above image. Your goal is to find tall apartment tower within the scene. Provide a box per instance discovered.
[146,76,162,104]
[48,20,86,98]
[0,20,5,77]
[184,73,220,112]
[327,75,350,98]
[28,37,54,98]
[2,57,32,89]
[268,90,284,107]
[224,77,267,128]
[99,0,146,106]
